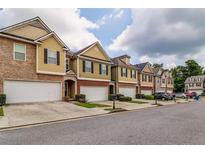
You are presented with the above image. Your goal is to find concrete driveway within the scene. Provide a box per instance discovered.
[0,102,108,129]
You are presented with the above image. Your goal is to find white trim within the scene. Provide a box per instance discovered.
[37,70,66,76]
[0,17,52,33]
[78,55,111,64]
[78,77,111,82]
[34,32,69,50]
[78,42,111,61]
[119,80,138,84]
[0,33,35,44]
[36,44,39,72]
[13,42,27,61]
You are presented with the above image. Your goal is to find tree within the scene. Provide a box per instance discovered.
[172,59,204,92]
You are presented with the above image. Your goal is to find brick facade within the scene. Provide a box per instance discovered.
[0,37,64,95]
[77,80,110,94]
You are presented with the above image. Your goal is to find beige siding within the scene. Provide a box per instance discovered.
[6,25,48,40]
[37,36,65,74]
[118,67,138,83]
[78,58,111,80]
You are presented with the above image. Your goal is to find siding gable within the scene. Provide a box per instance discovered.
[82,45,109,61]
[5,24,48,40]
[143,64,153,73]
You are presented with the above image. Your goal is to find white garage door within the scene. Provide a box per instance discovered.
[141,90,152,95]
[80,86,108,102]
[4,80,61,104]
[119,87,136,98]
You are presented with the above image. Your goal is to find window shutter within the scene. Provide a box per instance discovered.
[57,51,60,65]
[44,48,48,64]
[91,62,94,73]
[121,68,123,77]
[135,71,137,78]
[130,70,132,78]
[83,61,85,72]
[106,65,108,75]
[126,68,128,77]
[99,64,102,74]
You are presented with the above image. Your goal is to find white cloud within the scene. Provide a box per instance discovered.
[108,9,205,67]
[114,10,124,18]
[0,8,99,50]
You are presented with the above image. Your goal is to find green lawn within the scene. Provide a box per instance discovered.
[75,102,111,108]
[129,100,148,104]
[0,107,4,116]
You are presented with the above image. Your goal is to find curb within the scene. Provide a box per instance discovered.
[0,101,190,132]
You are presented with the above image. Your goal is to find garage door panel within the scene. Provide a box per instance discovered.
[4,80,61,103]
[119,87,136,98]
[80,86,108,102]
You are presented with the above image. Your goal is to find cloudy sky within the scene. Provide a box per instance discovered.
[0,8,205,69]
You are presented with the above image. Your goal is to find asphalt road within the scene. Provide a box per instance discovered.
[1,102,205,145]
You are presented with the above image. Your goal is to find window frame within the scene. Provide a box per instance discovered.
[47,49,57,65]
[101,64,107,75]
[122,67,127,77]
[13,43,26,61]
[131,70,136,78]
[85,60,92,73]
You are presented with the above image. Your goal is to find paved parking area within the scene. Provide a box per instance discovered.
[0,102,108,129]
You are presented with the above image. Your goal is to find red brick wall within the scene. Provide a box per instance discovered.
[141,86,153,90]
[77,80,110,94]
[118,82,137,87]
[0,37,64,94]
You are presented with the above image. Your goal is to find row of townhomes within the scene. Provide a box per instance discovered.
[0,17,174,103]
[185,75,205,95]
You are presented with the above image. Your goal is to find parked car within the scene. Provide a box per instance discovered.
[154,92,170,101]
[174,93,186,99]
[185,92,197,98]
[167,93,174,100]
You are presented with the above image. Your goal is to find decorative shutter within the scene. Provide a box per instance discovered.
[130,70,132,78]
[56,51,60,65]
[106,65,108,75]
[99,64,102,74]
[83,61,85,72]
[135,71,137,78]
[121,67,123,77]
[126,68,128,77]
[91,62,94,73]
[44,48,48,64]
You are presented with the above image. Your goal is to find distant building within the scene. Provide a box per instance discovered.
[184,75,205,95]
[153,66,174,93]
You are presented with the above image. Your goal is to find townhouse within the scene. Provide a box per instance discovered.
[153,66,174,93]
[0,16,175,104]
[111,55,138,98]
[69,42,112,102]
[135,62,154,95]
[185,75,205,95]
[0,17,69,103]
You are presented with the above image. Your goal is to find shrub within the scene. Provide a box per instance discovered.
[116,94,124,100]
[0,106,4,116]
[75,94,86,103]
[136,94,145,99]
[119,96,132,102]
[108,94,115,101]
[0,94,6,106]
[144,95,154,100]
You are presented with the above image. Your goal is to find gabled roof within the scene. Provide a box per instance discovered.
[74,41,111,61]
[0,16,52,33]
[112,55,137,69]
[135,62,153,73]
[0,16,69,51]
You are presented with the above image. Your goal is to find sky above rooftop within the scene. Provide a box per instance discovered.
[0,8,205,69]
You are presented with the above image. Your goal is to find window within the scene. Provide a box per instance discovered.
[66,59,70,71]
[148,75,152,82]
[121,68,127,77]
[162,79,165,84]
[142,74,146,82]
[196,83,201,87]
[14,43,26,61]
[131,70,136,78]
[85,61,92,72]
[101,64,107,75]
[47,50,57,64]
